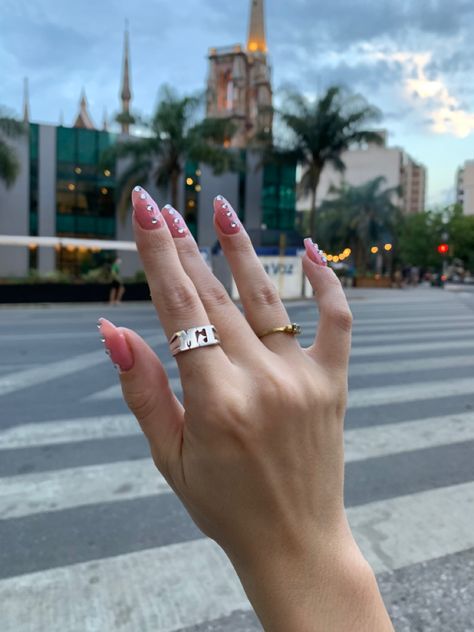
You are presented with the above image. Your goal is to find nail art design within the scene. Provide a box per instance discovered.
[131,187,163,230]
[97,318,134,372]
[162,205,189,238]
[304,238,328,266]
[213,195,240,235]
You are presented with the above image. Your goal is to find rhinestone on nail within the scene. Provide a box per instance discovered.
[100,336,105,343]
[96,322,102,329]
[104,348,111,356]
[225,210,232,217]
[113,364,120,371]
[151,217,159,224]
[173,217,180,224]
[230,221,237,228]
[168,209,176,215]
[133,186,141,192]
[146,204,154,212]
[216,195,224,201]
[139,193,146,200]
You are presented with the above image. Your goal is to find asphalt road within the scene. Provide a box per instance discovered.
[0,287,473,631]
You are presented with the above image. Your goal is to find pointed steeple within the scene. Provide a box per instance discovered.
[102,107,109,131]
[119,21,132,134]
[73,89,95,129]
[247,0,267,53]
[23,77,30,124]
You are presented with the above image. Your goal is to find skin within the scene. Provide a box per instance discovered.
[100,189,394,631]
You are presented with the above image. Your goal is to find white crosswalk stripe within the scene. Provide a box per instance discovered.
[0,293,473,631]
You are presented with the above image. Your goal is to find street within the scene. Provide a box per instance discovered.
[0,287,473,631]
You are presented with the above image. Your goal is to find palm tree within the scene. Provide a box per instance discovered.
[318,176,401,274]
[0,109,25,188]
[103,86,237,218]
[279,86,383,237]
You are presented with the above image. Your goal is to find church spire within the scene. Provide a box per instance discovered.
[73,88,95,129]
[247,0,267,53]
[23,77,30,124]
[119,21,132,134]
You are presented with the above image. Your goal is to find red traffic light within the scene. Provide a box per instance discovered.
[437,243,449,254]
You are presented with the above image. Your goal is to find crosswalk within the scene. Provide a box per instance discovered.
[0,290,473,631]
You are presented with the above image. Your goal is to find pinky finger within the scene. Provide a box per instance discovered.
[98,318,184,480]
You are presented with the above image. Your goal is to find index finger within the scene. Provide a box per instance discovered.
[131,187,228,377]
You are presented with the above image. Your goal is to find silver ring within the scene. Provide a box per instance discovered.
[169,325,220,356]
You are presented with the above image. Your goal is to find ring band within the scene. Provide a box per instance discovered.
[258,323,302,339]
[169,325,220,356]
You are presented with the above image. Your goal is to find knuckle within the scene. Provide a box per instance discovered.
[199,280,231,308]
[331,306,353,333]
[161,279,199,315]
[247,281,281,308]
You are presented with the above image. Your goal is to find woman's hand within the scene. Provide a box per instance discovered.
[99,188,393,631]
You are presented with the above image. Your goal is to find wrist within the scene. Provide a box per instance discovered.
[228,524,393,632]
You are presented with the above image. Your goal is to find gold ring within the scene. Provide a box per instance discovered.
[258,323,302,339]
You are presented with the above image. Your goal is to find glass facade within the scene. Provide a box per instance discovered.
[55,127,117,274]
[261,160,297,231]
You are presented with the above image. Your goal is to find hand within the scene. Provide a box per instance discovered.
[99,189,393,631]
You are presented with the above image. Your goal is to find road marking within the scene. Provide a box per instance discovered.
[349,376,474,408]
[85,375,182,402]
[349,354,474,376]
[298,315,474,328]
[0,335,164,398]
[1,482,473,630]
[344,411,474,461]
[350,328,474,345]
[2,411,474,520]
[350,338,474,357]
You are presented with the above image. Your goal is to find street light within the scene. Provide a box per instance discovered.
[370,246,379,254]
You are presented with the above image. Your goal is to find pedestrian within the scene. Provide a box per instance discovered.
[109,257,125,305]
[97,187,394,631]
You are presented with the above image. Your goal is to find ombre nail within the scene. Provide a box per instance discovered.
[162,205,189,238]
[131,187,163,230]
[97,318,134,372]
[213,195,240,235]
[304,238,328,266]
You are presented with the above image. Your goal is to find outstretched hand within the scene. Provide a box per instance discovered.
[99,188,393,632]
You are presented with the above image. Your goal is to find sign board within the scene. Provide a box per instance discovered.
[231,256,303,300]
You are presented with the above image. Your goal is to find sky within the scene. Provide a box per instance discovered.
[1,0,474,207]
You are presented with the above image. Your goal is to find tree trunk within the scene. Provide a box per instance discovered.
[308,168,321,240]
[170,171,179,209]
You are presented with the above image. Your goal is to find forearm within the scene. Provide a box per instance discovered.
[230,533,394,632]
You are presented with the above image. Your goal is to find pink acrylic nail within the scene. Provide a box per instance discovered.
[98,318,134,372]
[131,186,163,230]
[213,195,240,235]
[162,205,189,238]
[304,238,328,267]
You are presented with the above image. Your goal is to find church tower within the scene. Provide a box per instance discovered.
[206,0,272,147]
[119,23,133,135]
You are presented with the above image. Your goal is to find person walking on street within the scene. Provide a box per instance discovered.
[109,257,125,305]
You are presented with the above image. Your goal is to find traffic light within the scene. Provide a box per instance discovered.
[437,243,449,254]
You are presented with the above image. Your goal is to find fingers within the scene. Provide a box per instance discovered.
[161,204,258,360]
[302,239,353,373]
[98,318,183,479]
[131,186,228,379]
[212,195,299,355]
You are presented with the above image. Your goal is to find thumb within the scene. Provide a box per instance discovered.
[98,318,183,479]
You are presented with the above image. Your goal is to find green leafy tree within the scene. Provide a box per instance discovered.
[397,210,445,269]
[318,176,401,274]
[278,86,383,237]
[447,205,474,271]
[0,110,25,187]
[103,86,237,219]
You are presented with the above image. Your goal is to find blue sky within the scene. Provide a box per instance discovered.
[1,0,474,206]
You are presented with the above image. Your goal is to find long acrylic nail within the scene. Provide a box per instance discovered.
[131,186,163,230]
[162,205,189,238]
[97,318,134,372]
[213,195,240,235]
[304,238,328,266]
